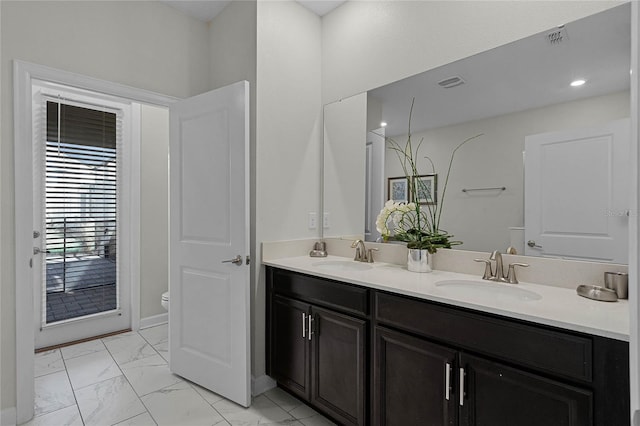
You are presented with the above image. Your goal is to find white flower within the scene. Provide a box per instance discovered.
[376,200,422,237]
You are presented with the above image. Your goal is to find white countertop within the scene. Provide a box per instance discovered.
[263,255,629,341]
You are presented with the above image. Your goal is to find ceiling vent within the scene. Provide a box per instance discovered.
[437,76,465,89]
[546,26,569,45]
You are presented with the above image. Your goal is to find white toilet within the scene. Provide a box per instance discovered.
[161,291,169,311]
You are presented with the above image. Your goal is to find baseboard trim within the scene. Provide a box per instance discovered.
[252,374,276,396]
[139,313,168,330]
[1,407,17,426]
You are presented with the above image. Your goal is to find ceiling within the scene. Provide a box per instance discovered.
[369,3,631,137]
[161,0,346,22]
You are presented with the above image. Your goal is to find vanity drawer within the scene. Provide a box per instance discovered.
[269,267,369,316]
[374,291,593,382]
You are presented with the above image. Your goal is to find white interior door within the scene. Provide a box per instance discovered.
[524,119,630,263]
[169,81,250,407]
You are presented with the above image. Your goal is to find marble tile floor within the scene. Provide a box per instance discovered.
[27,324,336,426]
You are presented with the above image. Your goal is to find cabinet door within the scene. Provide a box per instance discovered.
[310,306,367,426]
[270,295,310,400]
[374,326,457,426]
[459,353,592,426]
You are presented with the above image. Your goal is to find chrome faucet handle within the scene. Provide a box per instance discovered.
[366,248,379,263]
[474,259,493,280]
[506,263,529,284]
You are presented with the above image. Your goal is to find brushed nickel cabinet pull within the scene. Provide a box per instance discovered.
[302,313,306,339]
[445,363,451,401]
[459,367,466,406]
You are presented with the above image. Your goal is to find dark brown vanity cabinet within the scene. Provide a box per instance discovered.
[374,291,629,426]
[267,267,629,426]
[270,295,309,399]
[374,326,458,425]
[459,354,593,426]
[374,325,594,426]
[267,267,368,426]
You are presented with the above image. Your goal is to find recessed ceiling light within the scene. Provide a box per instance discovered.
[570,79,586,87]
[380,122,387,127]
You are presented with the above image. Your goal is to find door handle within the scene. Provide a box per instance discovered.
[308,314,313,341]
[527,240,542,249]
[33,247,47,255]
[221,255,243,265]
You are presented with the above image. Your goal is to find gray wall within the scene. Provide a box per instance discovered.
[140,105,170,319]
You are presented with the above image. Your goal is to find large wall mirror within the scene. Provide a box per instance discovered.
[323,3,630,264]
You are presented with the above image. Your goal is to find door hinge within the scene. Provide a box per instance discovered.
[246,255,250,265]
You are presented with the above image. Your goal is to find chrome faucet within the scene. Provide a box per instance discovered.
[351,239,378,263]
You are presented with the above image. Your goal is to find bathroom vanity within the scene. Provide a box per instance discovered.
[264,257,629,426]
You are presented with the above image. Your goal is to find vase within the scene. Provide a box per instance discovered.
[407,249,432,273]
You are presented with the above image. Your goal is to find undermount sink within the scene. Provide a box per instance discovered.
[435,279,542,302]
[312,260,373,272]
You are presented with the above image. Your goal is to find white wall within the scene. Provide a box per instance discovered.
[255,0,322,379]
[384,91,630,252]
[322,1,624,104]
[0,0,210,412]
[140,105,170,319]
[324,93,368,238]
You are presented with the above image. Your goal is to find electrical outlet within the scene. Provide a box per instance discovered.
[308,212,317,229]
[323,212,330,228]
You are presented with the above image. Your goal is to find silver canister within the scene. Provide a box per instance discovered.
[604,272,628,299]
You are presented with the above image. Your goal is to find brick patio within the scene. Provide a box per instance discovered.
[45,256,117,323]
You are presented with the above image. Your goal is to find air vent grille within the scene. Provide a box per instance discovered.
[546,26,568,45]
[437,76,465,89]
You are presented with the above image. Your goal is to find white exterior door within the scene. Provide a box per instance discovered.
[524,119,630,263]
[169,81,251,407]
[32,82,134,349]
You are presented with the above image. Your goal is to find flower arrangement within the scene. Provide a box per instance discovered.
[375,99,482,253]
[376,200,458,253]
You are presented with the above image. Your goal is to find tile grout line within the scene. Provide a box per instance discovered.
[135,325,231,422]
[182,379,229,422]
[262,392,297,414]
[60,348,86,426]
[98,334,152,426]
[31,349,80,423]
[33,326,331,426]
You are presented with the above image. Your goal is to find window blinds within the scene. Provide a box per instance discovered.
[43,99,122,323]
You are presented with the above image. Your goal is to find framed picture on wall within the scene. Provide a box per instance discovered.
[388,177,409,203]
[413,174,437,205]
